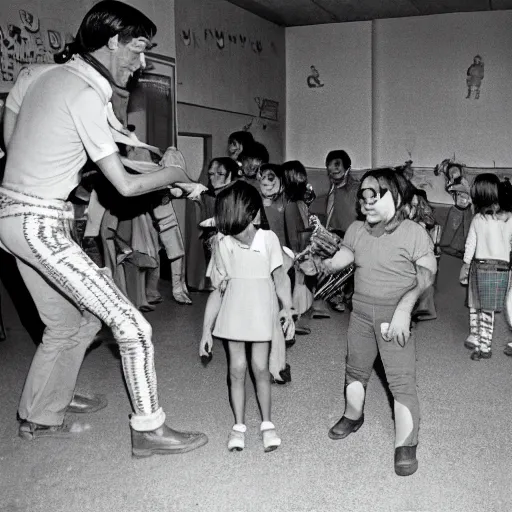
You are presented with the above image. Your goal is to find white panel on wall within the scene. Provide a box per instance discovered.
[174,135,206,241]
[373,11,512,168]
[285,22,373,170]
[177,135,205,181]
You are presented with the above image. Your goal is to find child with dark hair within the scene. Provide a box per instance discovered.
[259,163,287,245]
[199,180,294,452]
[198,157,242,263]
[227,131,255,162]
[239,141,270,184]
[321,149,359,315]
[408,187,441,322]
[282,160,313,251]
[282,160,315,334]
[460,173,512,360]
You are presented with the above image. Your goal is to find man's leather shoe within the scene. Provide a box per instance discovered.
[328,415,364,440]
[394,445,418,476]
[131,423,208,458]
[67,393,108,414]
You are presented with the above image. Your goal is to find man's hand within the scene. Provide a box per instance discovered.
[387,308,412,347]
[174,182,208,200]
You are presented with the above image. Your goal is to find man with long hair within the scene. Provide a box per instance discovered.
[0,0,207,457]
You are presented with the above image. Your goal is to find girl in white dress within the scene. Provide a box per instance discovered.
[200,181,294,452]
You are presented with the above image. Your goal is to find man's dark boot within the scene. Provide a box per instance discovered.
[67,393,108,414]
[131,423,208,458]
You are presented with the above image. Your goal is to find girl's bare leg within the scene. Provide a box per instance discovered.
[251,342,271,422]
[227,341,248,424]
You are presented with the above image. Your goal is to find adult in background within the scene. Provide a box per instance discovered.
[0,0,207,456]
[322,168,436,476]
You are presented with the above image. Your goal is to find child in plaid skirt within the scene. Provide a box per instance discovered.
[460,174,512,360]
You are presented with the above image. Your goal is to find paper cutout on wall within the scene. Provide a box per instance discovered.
[307,66,324,88]
[228,34,237,45]
[215,30,224,49]
[466,55,484,100]
[251,40,262,54]
[181,29,191,46]
[19,10,39,33]
[239,35,247,48]
[47,30,62,50]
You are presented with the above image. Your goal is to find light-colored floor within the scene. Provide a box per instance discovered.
[1,254,511,512]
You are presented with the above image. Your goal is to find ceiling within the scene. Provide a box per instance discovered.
[226,0,512,27]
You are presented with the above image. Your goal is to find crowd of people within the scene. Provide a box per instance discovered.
[1,0,512,480]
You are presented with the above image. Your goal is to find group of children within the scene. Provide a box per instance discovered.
[194,130,512,454]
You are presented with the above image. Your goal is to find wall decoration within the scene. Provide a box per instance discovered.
[47,30,62,50]
[228,34,237,45]
[239,35,247,48]
[466,55,484,99]
[255,97,279,121]
[19,10,39,33]
[434,158,471,208]
[0,14,64,92]
[251,40,262,54]
[215,30,224,49]
[307,65,324,88]
[181,29,191,47]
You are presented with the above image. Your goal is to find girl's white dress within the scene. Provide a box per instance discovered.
[207,229,283,342]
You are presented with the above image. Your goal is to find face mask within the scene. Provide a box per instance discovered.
[360,188,396,225]
[357,186,389,205]
[260,171,282,198]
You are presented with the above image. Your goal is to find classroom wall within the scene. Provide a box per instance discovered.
[286,10,512,170]
[0,0,175,93]
[175,0,286,163]
[373,11,512,168]
[286,22,373,170]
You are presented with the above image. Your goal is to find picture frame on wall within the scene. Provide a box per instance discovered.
[128,53,178,148]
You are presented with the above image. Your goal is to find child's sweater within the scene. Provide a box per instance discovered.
[463,214,512,264]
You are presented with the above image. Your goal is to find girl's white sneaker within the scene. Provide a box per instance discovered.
[227,424,246,451]
[261,421,281,452]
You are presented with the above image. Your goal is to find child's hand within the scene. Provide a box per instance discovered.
[279,308,295,339]
[219,279,228,294]
[199,331,213,358]
[459,262,470,285]
[298,253,321,276]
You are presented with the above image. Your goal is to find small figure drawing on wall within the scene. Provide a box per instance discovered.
[307,65,324,88]
[466,55,484,100]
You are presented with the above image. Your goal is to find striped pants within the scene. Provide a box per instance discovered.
[0,187,165,431]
